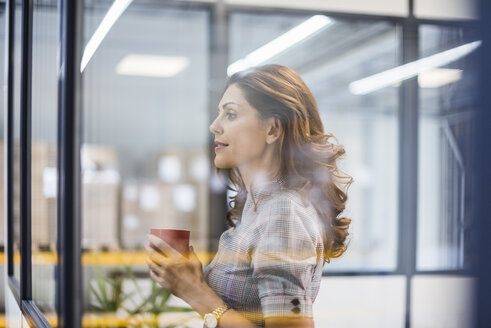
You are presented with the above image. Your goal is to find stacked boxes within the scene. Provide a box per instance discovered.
[121,182,178,249]
[119,148,210,251]
[0,141,57,251]
[156,149,210,251]
[81,144,120,250]
[31,141,57,250]
[82,182,120,250]
[2,142,211,253]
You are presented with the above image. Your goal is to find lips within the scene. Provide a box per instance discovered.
[214,141,228,151]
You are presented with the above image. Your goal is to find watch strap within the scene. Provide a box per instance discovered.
[212,303,229,322]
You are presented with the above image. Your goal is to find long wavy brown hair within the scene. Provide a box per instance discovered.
[219,64,352,263]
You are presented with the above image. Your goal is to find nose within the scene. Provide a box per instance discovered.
[209,116,222,135]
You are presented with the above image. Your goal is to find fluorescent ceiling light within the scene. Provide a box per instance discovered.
[116,55,189,77]
[349,40,481,95]
[418,68,463,88]
[80,0,134,72]
[227,15,332,76]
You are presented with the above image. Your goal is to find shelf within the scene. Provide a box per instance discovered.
[0,251,211,266]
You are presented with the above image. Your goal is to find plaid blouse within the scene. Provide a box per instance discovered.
[204,182,325,327]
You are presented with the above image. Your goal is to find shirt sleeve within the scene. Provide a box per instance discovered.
[251,197,319,319]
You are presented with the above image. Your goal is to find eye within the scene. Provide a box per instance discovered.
[226,112,236,120]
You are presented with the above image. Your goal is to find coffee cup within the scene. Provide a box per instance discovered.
[149,228,190,255]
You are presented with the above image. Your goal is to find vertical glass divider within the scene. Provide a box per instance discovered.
[56,0,83,327]
[398,19,419,328]
[20,0,33,301]
[4,0,16,279]
[208,0,229,253]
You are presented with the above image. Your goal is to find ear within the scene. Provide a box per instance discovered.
[266,116,283,145]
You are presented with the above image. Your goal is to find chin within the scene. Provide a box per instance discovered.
[214,158,234,169]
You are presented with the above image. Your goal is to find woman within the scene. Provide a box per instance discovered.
[146,64,352,327]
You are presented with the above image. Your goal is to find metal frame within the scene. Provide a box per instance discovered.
[56,0,83,327]
[4,0,15,282]
[3,0,479,327]
[475,1,491,327]
[19,0,33,303]
[398,10,420,328]
[208,0,230,252]
[9,0,54,326]
[5,0,21,308]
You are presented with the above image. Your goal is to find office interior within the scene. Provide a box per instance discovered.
[0,0,487,327]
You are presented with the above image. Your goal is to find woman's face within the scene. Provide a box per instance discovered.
[209,84,272,171]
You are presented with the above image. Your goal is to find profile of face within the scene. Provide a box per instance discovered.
[209,84,280,172]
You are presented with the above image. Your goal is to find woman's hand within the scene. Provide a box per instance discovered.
[145,234,206,302]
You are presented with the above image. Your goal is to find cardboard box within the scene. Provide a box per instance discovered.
[121,182,178,250]
[82,182,120,250]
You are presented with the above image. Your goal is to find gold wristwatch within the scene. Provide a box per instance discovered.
[203,304,229,328]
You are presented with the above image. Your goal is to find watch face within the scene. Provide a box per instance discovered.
[204,313,218,328]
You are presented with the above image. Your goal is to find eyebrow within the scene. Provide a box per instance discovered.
[218,101,238,111]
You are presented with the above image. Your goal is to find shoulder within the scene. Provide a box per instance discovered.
[261,189,318,222]
[256,189,322,241]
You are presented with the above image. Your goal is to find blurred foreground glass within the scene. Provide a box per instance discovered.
[0,0,5,301]
[411,275,475,327]
[11,0,22,284]
[417,24,479,271]
[29,0,59,320]
[81,2,209,326]
[314,276,406,328]
[230,13,400,271]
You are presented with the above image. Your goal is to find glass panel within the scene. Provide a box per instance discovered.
[12,0,23,284]
[230,13,400,271]
[31,0,58,320]
[411,275,475,328]
[417,25,479,271]
[82,2,209,326]
[314,276,406,328]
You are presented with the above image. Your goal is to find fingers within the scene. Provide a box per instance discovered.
[149,268,168,289]
[147,234,181,257]
[146,256,162,272]
[144,243,169,266]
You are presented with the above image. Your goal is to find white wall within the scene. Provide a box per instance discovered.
[415,0,478,20]
[412,276,476,328]
[185,0,478,20]
[226,0,408,17]
[5,286,22,328]
[314,276,406,328]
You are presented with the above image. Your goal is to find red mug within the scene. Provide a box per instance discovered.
[150,228,190,255]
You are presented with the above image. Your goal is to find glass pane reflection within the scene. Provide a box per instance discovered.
[30,0,59,319]
[417,24,479,271]
[81,2,209,326]
[12,0,23,284]
[230,13,400,271]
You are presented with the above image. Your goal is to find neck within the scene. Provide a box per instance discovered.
[240,169,274,193]
[238,143,279,193]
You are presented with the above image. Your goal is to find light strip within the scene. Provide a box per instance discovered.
[227,15,332,76]
[116,55,190,77]
[80,0,134,72]
[349,40,481,95]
